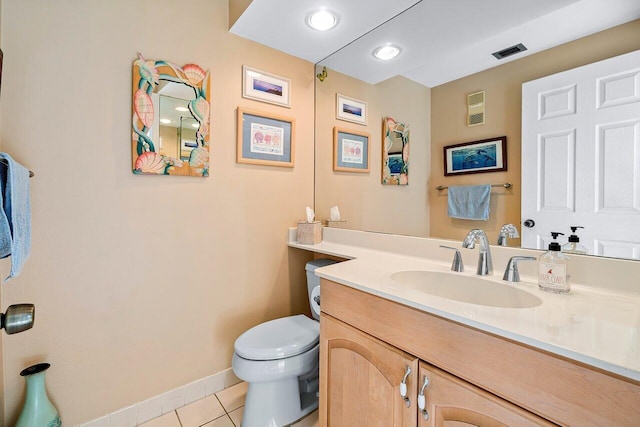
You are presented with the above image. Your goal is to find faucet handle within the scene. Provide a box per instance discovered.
[498,224,520,246]
[439,245,464,272]
[502,256,536,282]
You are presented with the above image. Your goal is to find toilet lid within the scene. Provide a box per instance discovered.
[234,315,319,361]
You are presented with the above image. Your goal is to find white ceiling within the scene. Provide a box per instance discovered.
[230,0,640,87]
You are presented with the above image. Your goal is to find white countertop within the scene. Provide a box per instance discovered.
[289,231,640,382]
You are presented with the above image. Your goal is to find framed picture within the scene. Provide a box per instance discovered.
[242,65,291,108]
[237,108,295,167]
[333,127,370,173]
[444,136,507,176]
[336,94,367,125]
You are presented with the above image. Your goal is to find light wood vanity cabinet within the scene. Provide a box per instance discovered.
[321,315,551,427]
[321,313,418,426]
[319,279,640,426]
[418,362,553,426]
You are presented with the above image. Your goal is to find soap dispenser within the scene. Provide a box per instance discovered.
[562,226,587,255]
[538,232,570,294]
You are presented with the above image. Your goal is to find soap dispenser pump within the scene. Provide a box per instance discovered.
[538,232,570,294]
[562,226,587,255]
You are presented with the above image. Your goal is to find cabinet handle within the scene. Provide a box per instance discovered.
[400,365,411,407]
[418,375,430,421]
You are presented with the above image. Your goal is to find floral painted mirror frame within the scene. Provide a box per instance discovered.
[382,117,410,185]
[131,54,211,177]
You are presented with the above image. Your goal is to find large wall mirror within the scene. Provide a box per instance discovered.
[314,4,640,260]
[131,54,211,177]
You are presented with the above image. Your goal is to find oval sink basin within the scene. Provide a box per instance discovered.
[390,271,542,308]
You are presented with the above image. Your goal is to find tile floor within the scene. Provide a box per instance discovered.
[139,381,318,427]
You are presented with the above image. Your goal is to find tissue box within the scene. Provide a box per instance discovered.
[326,219,348,229]
[297,221,322,244]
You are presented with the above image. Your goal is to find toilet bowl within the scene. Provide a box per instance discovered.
[232,315,320,426]
[232,259,338,427]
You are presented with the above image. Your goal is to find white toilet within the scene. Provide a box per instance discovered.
[232,259,337,427]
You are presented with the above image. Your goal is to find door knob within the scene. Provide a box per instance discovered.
[523,219,535,228]
[1,304,35,334]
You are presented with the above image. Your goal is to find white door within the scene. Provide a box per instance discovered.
[522,50,640,260]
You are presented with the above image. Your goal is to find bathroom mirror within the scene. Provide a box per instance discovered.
[314,8,640,260]
[131,54,211,177]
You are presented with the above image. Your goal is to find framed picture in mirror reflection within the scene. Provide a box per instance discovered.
[333,127,370,173]
[444,136,507,176]
[336,94,367,125]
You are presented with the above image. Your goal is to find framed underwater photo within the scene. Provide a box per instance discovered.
[444,136,507,176]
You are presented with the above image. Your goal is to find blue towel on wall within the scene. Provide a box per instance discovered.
[0,153,32,282]
[447,184,491,221]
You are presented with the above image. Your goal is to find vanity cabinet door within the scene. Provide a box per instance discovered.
[320,314,419,427]
[418,362,555,427]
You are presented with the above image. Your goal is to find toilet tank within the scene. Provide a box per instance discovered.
[305,259,339,320]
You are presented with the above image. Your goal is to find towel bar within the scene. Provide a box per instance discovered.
[0,159,34,178]
[436,182,512,191]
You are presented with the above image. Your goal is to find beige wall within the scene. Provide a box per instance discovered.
[0,0,314,424]
[315,72,431,236]
[229,0,253,27]
[430,19,640,244]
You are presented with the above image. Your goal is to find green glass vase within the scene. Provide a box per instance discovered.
[15,363,61,427]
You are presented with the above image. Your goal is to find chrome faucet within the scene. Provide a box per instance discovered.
[439,245,464,272]
[497,223,519,246]
[462,229,493,275]
[502,256,536,282]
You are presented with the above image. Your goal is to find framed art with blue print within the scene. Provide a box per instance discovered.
[333,127,370,173]
[237,108,295,167]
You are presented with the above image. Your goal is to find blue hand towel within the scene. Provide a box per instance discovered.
[447,184,491,221]
[0,153,32,282]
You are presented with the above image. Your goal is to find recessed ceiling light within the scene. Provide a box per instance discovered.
[307,10,338,31]
[191,123,199,128]
[175,106,189,112]
[373,44,401,61]
[160,118,171,124]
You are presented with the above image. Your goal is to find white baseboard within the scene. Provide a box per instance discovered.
[76,367,240,427]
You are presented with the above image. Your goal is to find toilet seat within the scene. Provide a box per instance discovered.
[235,315,319,361]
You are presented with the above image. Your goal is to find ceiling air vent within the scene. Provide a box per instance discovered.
[492,43,527,60]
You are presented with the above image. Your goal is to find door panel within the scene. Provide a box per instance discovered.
[522,49,640,259]
[418,362,554,427]
[320,314,418,427]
